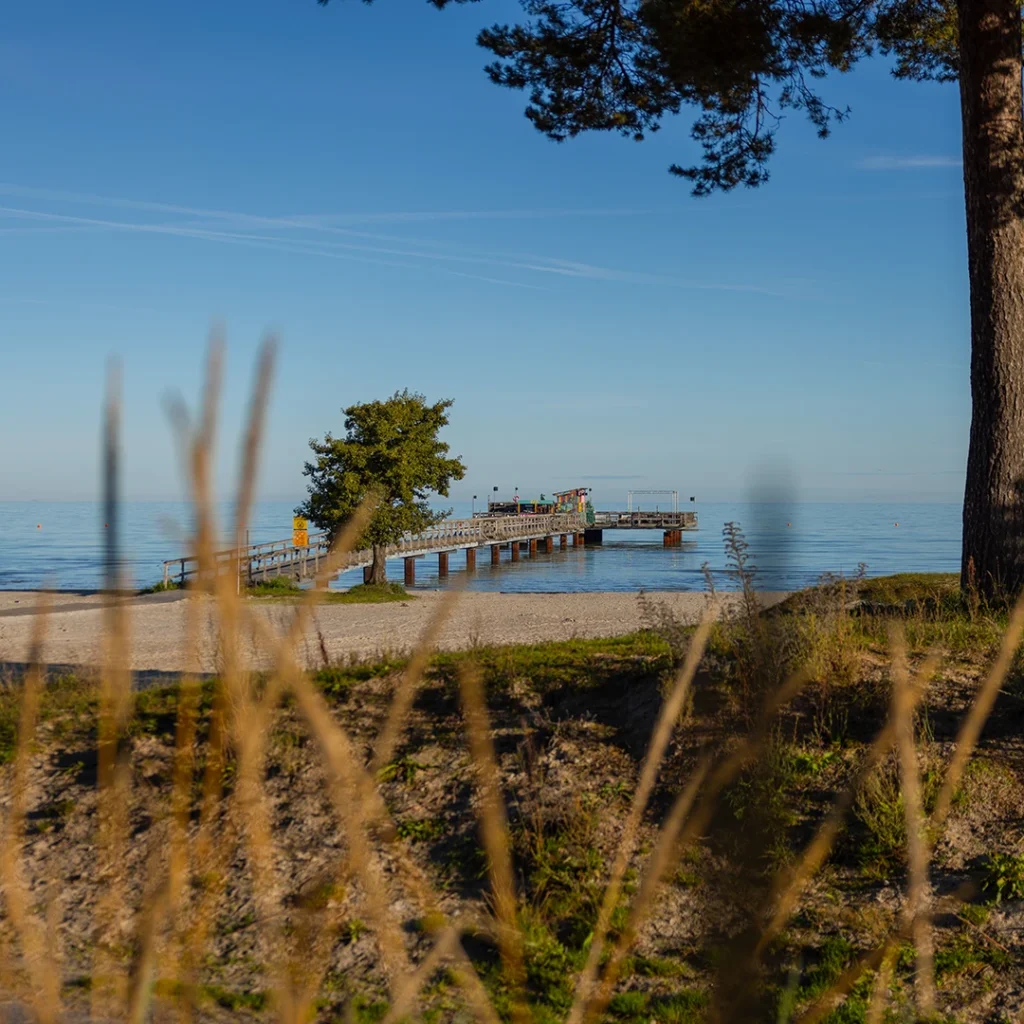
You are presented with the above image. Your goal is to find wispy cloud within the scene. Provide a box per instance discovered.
[0,183,637,236]
[857,155,961,170]
[287,207,644,224]
[0,204,567,290]
[0,182,787,295]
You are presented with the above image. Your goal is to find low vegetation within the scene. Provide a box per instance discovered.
[138,579,182,595]
[4,556,1024,1022]
[246,577,413,602]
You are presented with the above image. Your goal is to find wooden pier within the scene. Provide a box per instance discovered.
[162,512,588,587]
[162,508,699,588]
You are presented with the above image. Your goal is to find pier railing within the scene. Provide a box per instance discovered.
[162,512,587,586]
[590,510,698,529]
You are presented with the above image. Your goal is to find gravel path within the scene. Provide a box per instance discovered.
[0,589,789,674]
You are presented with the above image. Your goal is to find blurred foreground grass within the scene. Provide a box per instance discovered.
[4,570,1024,1022]
[3,343,1022,1024]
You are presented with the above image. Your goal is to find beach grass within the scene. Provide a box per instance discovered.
[3,343,1022,1024]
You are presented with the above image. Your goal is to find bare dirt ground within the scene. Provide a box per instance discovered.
[0,590,788,674]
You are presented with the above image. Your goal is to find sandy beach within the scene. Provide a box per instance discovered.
[0,589,789,674]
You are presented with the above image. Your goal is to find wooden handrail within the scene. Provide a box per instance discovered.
[161,513,586,585]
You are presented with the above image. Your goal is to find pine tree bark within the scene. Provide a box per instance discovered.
[369,544,388,585]
[958,0,1024,595]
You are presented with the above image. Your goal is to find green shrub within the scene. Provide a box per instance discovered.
[395,816,446,843]
[981,852,1024,903]
[327,582,412,603]
[521,918,577,1014]
[139,579,182,594]
[724,738,799,869]
[0,689,19,765]
[247,576,304,596]
[851,752,940,877]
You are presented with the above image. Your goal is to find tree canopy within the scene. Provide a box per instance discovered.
[298,390,466,583]
[322,0,959,194]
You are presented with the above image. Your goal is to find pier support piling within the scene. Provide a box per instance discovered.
[510,542,520,562]
[529,538,538,556]
[404,557,416,586]
[465,547,476,571]
[559,534,568,547]
[491,544,501,565]
[438,551,449,576]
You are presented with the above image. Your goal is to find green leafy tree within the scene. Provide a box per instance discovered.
[321,0,1024,596]
[298,390,466,584]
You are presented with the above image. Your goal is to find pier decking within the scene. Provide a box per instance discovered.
[162,507,699,588]
[163,512,588,587]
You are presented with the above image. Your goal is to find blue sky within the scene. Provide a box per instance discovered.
[0,0,968,505]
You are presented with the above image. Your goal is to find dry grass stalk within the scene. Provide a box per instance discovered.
[757,714,900,958]
[568,614,713,1024]
[231,336,277,553]
[289,666,415,988]
[865,947,896,1024]
[795,883,974,1024]
[284,657,499,1022]
[370,583,464,773]
[238,558,464,933]
[379,923,461,1024]
[580,758,711,1024]
[265,578,472,1022]
[796,936,899,1024]
[579,667,810,1024]
[0,597,61,1023]
[447,943,506,1024]
[890,626,935,1014]
[757,652,940,958]
[276,494,377,643]
[163,337,253,1016]
[125,879,168,1024]
[930,591,1024,831]
[458,663,529,1024]
[206,341,298,1011]
[92,365,135,1020]
[277,642,497,1024]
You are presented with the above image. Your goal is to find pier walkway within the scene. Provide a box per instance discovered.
[163,512,587,587]
[162,509,699,588]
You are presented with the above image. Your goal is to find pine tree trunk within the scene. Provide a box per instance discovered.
[958,0,1024,596]
[369,544,388,585]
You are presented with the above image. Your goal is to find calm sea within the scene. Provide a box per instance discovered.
[0,500,961,593]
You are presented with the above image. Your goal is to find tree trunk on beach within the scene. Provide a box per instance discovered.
[369,544,388,585]
[958,0,1024,596]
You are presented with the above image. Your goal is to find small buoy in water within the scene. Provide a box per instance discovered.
[894,522,899,527]
[36,524,41,529]
[787,522,791,527]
